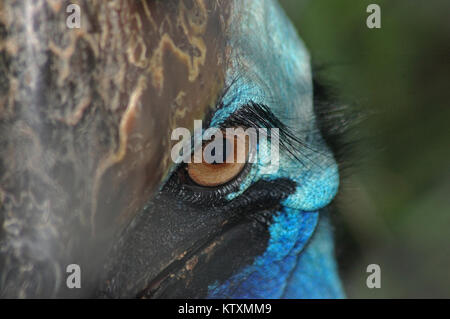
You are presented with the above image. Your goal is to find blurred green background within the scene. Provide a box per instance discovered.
[279,0,450,298]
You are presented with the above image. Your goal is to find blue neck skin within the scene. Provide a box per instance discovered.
[206,0,344,298]
[208,209,344,298]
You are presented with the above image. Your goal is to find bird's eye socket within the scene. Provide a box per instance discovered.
[187,129,249,187]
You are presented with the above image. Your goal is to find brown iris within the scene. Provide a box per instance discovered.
[187,129,249,187]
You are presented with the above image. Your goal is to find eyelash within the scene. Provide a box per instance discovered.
[162,102,306,207]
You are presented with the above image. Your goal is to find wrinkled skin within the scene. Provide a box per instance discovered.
[0,0,342,298]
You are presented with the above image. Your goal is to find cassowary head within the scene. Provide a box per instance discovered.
[0,0,344,298]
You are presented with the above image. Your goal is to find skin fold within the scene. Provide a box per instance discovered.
[0,0,343,298]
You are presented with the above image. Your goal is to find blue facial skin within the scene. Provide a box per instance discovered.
[207,0,344,298]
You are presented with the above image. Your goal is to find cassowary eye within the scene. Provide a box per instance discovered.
[187,129,249,187]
